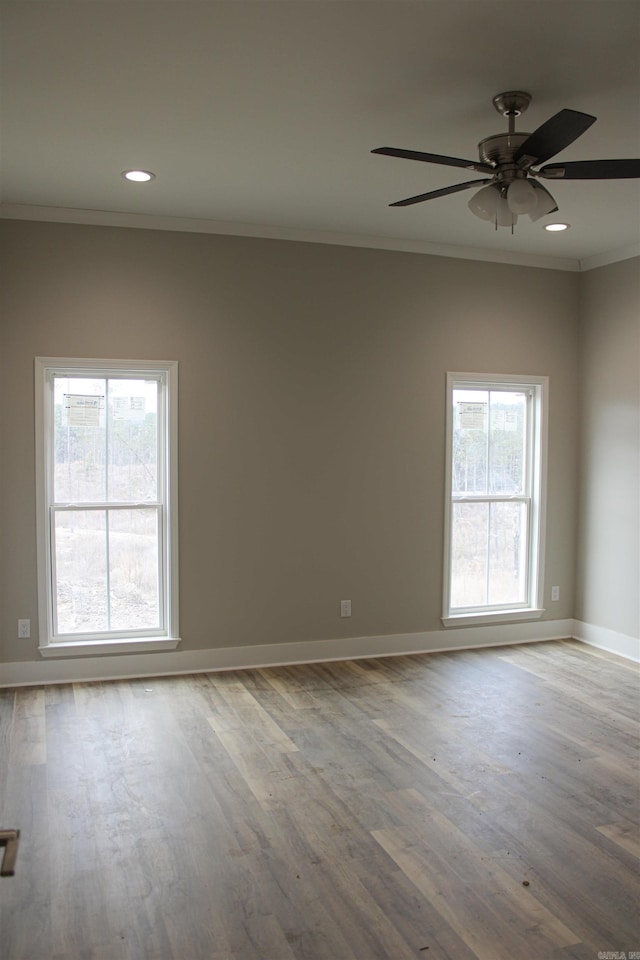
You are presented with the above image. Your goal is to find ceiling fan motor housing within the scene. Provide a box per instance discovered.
[478,133,529,165]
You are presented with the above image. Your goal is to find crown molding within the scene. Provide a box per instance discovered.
[0,202,581,272]
[579,243,640,272]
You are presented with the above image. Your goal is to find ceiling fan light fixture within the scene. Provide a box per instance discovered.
[467,183,500,221]
[507,177,538,214]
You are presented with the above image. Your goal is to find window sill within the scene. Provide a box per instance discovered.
[39,637,181,658]
[441,609,544,628]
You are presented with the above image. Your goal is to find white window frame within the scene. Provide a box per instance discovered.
[442,372,548,627]
[35,357,180,656]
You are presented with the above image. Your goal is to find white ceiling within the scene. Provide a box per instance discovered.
[1,1,639,270]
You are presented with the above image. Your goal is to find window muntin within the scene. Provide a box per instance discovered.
[36,359,179,650]
[443,374,547,623]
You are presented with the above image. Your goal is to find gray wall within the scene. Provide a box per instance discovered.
[1,219,582,664]
[576,258,640,640]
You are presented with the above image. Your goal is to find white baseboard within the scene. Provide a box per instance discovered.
[1,619,575,687]
[572,619,640,662]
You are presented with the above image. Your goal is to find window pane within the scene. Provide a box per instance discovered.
[451,502,488,607]
[452,390,488,494]
[109,509,160,630]
[54,378,106,502]
[489,391,526,495]
[107,380,159,502]
[451,501,529,610]
[487,502,528,605]
[54,510,108,633]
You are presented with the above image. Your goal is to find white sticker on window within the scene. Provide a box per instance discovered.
[491,409,519,431]
[112,396,146,421]
[64,394,104,426]
[458,402,487,429]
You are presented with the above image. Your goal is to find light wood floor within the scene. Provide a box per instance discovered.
[1,639,639,960]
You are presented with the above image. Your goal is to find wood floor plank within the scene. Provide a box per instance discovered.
[8,685,46,767]
[596,819,640,859]
[0,688,15,818]
[213,679,300,754]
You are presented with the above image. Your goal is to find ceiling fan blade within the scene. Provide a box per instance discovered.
[372,147,493,174]
[514,109,597,166]
[539,158,640,179]
[390,179,492,207]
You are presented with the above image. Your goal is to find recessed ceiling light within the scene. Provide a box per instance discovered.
[122,170,156,182]
[544,222,570,232]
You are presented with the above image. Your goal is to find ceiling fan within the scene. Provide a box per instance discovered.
[372,92,640,229]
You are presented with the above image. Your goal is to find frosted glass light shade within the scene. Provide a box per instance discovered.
[507,178,538,214]
[468,184,500,221]
[527,182,559,222]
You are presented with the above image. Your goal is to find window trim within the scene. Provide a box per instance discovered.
[442,372,548,627]
[35,357,180,656]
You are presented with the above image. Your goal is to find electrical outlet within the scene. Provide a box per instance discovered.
[18,619,31,639]
[340,600,351,618]
[551,586,560,602]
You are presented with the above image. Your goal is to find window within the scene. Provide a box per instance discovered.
[35,358,180,655]
[442,373,548,626]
